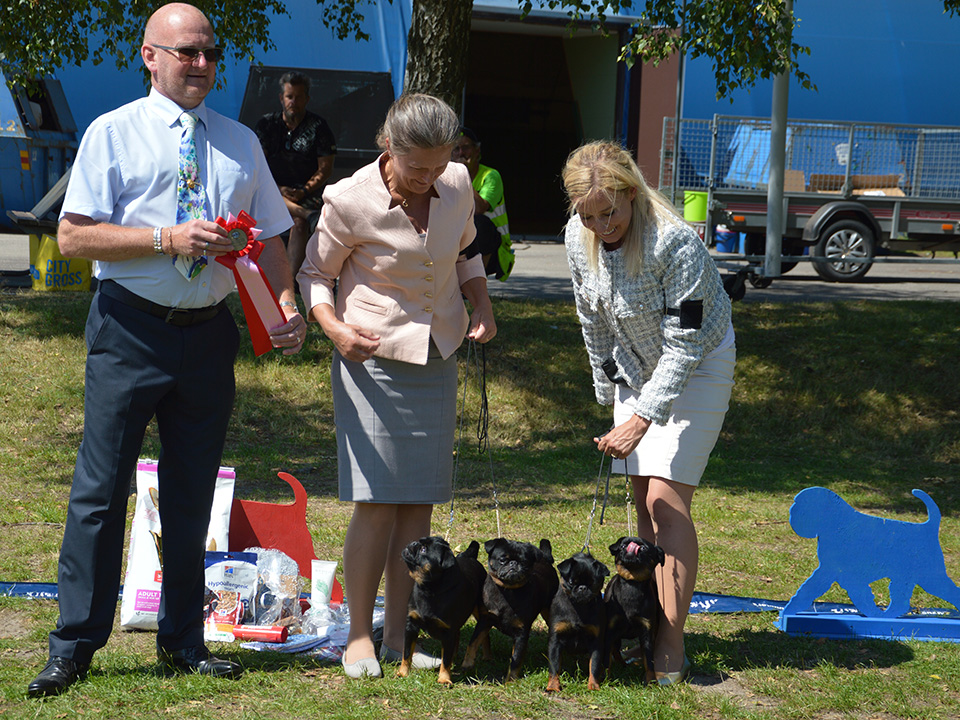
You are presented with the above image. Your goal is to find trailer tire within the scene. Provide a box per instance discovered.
[743,233,798,274]
[813,219,875,282]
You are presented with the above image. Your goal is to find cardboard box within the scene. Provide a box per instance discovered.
[784,169,806,193]
[808,173,904,196]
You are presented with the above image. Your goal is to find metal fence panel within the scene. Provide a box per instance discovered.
[661,116,960,201]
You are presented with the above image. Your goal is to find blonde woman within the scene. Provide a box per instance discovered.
[298,93,496,679]
[561,141,735,685]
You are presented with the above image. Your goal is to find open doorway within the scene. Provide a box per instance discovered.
[462,27,623,237]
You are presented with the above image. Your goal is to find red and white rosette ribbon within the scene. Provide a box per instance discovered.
[215,211,286,356]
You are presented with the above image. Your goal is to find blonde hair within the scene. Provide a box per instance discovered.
[561,141,682,276]
[376,93,460,156]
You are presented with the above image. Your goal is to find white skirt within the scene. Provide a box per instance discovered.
[611,341,735,487]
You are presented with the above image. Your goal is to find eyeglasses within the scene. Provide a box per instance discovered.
[151,44,224,64]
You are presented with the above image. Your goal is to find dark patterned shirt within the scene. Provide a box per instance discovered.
[255,110,336,190]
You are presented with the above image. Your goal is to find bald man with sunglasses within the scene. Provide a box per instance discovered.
[27,3,303,698]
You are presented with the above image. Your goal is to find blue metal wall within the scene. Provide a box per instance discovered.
[36,0,960,134]
[682,0,959,126]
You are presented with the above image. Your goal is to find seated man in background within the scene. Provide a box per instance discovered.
[255,72,336,278]
[453,126,515,280]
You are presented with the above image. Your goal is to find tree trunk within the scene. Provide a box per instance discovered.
[403,0,473,115]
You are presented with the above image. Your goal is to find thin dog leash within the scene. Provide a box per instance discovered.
[448,339,502,541]
[583,435,637,551]
[581,436,614,553]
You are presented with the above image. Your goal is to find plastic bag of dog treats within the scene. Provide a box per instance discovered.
[245,547,303,629]
[120,460,235,630]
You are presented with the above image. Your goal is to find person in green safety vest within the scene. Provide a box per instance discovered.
[452,126,515,280]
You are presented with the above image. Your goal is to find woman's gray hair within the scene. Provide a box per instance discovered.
[376,93,460,155]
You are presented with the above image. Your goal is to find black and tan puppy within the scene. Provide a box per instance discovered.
[604,536,665,683]
[461,538,559,681]
[546,552,610,692]
[398,536,486,684]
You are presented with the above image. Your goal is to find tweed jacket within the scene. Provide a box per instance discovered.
[564,213,733,424]
[298,155,484,365]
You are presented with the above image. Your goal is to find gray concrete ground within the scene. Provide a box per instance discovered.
[491,237,960,303]
[0,233,31,289]
[4,232,960,301]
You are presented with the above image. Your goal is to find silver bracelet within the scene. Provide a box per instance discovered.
[279,300,298,310]
[153,227,164,255]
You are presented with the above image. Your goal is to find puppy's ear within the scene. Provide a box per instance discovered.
[441,544,457,571]
[594,559,610,579]
[484,538,503,555]
[609,537,625,556]
[655,545,666,566]
[557,558,573,580]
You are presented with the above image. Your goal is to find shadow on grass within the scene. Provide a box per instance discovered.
[687,627,915,675]
[4,294,958,517]
[709,301,960,513]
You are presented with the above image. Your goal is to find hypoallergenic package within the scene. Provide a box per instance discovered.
[203,550,259,641]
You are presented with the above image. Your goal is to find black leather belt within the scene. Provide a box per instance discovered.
[99,279,224,327]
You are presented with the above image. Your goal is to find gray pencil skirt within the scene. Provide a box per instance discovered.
[331,342,458,504]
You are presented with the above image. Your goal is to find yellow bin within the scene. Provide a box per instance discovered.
[683,191,708,223]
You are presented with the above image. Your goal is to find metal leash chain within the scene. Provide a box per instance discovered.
[582,445,614,553]
[447,340,501,541]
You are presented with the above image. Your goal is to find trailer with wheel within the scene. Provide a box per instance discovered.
[660,115,960,283]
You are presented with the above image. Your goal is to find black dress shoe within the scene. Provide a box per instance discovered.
[27,656,89,698]
[157,645,242,678]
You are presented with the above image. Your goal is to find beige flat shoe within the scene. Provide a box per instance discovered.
[656,655,691,687]
[379,644,442,670]
[341,655,382,679]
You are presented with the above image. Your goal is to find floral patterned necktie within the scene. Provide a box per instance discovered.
[174,111,207,279]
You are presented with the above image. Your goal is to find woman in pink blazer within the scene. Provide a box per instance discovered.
[298,94,496,679]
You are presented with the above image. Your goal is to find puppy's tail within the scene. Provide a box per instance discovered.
[460,540,480,560]
[914,489,941,528]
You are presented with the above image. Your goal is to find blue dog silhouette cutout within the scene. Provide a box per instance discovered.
[782,487,960,618]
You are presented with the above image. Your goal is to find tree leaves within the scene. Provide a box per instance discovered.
[543,0,816,99]
[2,1,954,102]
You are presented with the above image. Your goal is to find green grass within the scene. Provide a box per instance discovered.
[1,289,959,719]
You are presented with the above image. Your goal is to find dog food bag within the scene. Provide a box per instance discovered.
[120,460,235,630]
[203,550,259,642]
[245,547,303,629]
